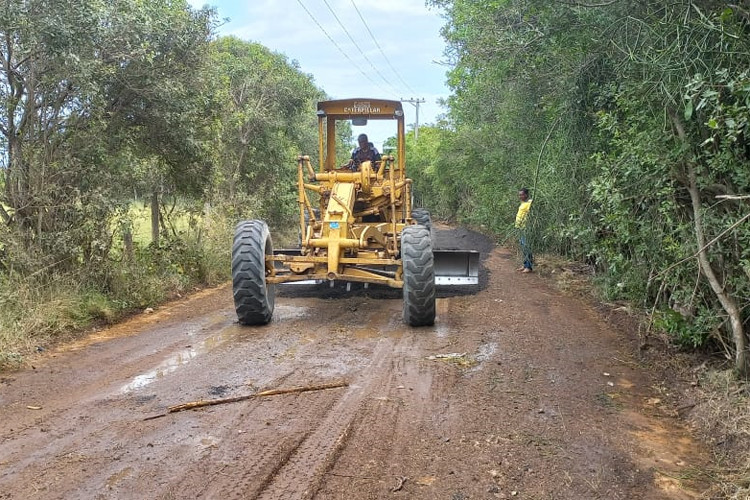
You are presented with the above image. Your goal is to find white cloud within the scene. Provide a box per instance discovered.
[190,0,451,130]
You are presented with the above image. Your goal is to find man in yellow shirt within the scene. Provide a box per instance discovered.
[515,188,533,273]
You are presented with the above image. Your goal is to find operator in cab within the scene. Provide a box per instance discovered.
[347,133,381,171]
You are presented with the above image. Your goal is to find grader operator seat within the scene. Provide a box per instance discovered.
[348,133,382,172]
[231,98,479,328]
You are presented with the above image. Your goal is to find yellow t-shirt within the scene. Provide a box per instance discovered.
[515,200,532,228]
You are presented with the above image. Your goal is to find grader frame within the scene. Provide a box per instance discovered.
[232,98,478,327]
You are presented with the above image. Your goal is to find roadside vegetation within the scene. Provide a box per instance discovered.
[416,1,750,496]
[0,1,328,367]
[419,0,749,375]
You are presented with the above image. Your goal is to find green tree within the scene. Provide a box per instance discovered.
[590,3,750,374]
[98,0,217,246]
[428,0,750,375]
[210,37,324,227]
[0,0,216,264]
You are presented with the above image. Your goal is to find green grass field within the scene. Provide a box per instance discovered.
[125,202,195,245]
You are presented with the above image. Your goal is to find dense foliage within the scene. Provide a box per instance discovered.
[0,0,325,365]
[422,0,750,375]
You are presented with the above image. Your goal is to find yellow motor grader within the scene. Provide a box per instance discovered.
[231,98,478,327]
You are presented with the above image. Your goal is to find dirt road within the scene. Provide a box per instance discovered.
[0,228,709,499]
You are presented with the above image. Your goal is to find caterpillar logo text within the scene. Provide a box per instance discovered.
[344,102,380,114]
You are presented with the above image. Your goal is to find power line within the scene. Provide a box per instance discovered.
[320,0,401,96]
[295,0,396,98]
[349,0,416,95]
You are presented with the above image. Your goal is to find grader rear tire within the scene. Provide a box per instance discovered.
[401,225,436,326]
[232,220,275,325]
[411,208,432,232]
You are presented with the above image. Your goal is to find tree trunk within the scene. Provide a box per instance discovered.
[686,164,749,377]
[0,204,10,224]
[6,134,28,225]
[151,191,160,246]
[123,223,134,262]
[671,111,749,377]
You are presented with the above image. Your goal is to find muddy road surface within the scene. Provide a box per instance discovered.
[0,228,709,499]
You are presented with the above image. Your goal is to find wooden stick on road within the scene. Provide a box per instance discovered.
[143,381,349,421]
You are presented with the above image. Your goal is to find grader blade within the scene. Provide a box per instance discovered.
[433,250,480,286]
[273,248,479,286]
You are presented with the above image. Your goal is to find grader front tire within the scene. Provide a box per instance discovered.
[401,225,436,326]
[232,220,275,325]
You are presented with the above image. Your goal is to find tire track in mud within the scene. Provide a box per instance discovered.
[0,309,244,486]
[211,430,311,499]
[316,348,439,498]
[312,308,467,500]
[187,304,412,500]
[252,337,400,500]
[243,300,465,500]
[0,300,304,500]
[104,299,404,500]
[188,382,342,500]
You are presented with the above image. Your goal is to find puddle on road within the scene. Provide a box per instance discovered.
[119,304,311,393]
[120,328,238,393]
[475,342,497,362]
[274,304,311,321]
[297,326,387,344]
[273,345,299,363]
[435,298,454,338]
[465,342,498,373]
[120,347,199,393]
[353,327,380,339]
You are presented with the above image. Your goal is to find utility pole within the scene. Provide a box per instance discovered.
[401,98,425,142]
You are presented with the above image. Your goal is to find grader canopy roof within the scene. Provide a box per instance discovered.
[316,98,403,119]
[316,99,405,173]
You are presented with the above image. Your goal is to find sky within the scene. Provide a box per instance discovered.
[186,0,452,150]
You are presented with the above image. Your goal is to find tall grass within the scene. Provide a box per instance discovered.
[0,204,233,370]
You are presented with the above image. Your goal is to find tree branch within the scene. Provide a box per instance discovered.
[717,195,750,201]
[656,211,750,278]
[0,204,11,224]
[531,116,561,202]
[669,110,749,377]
